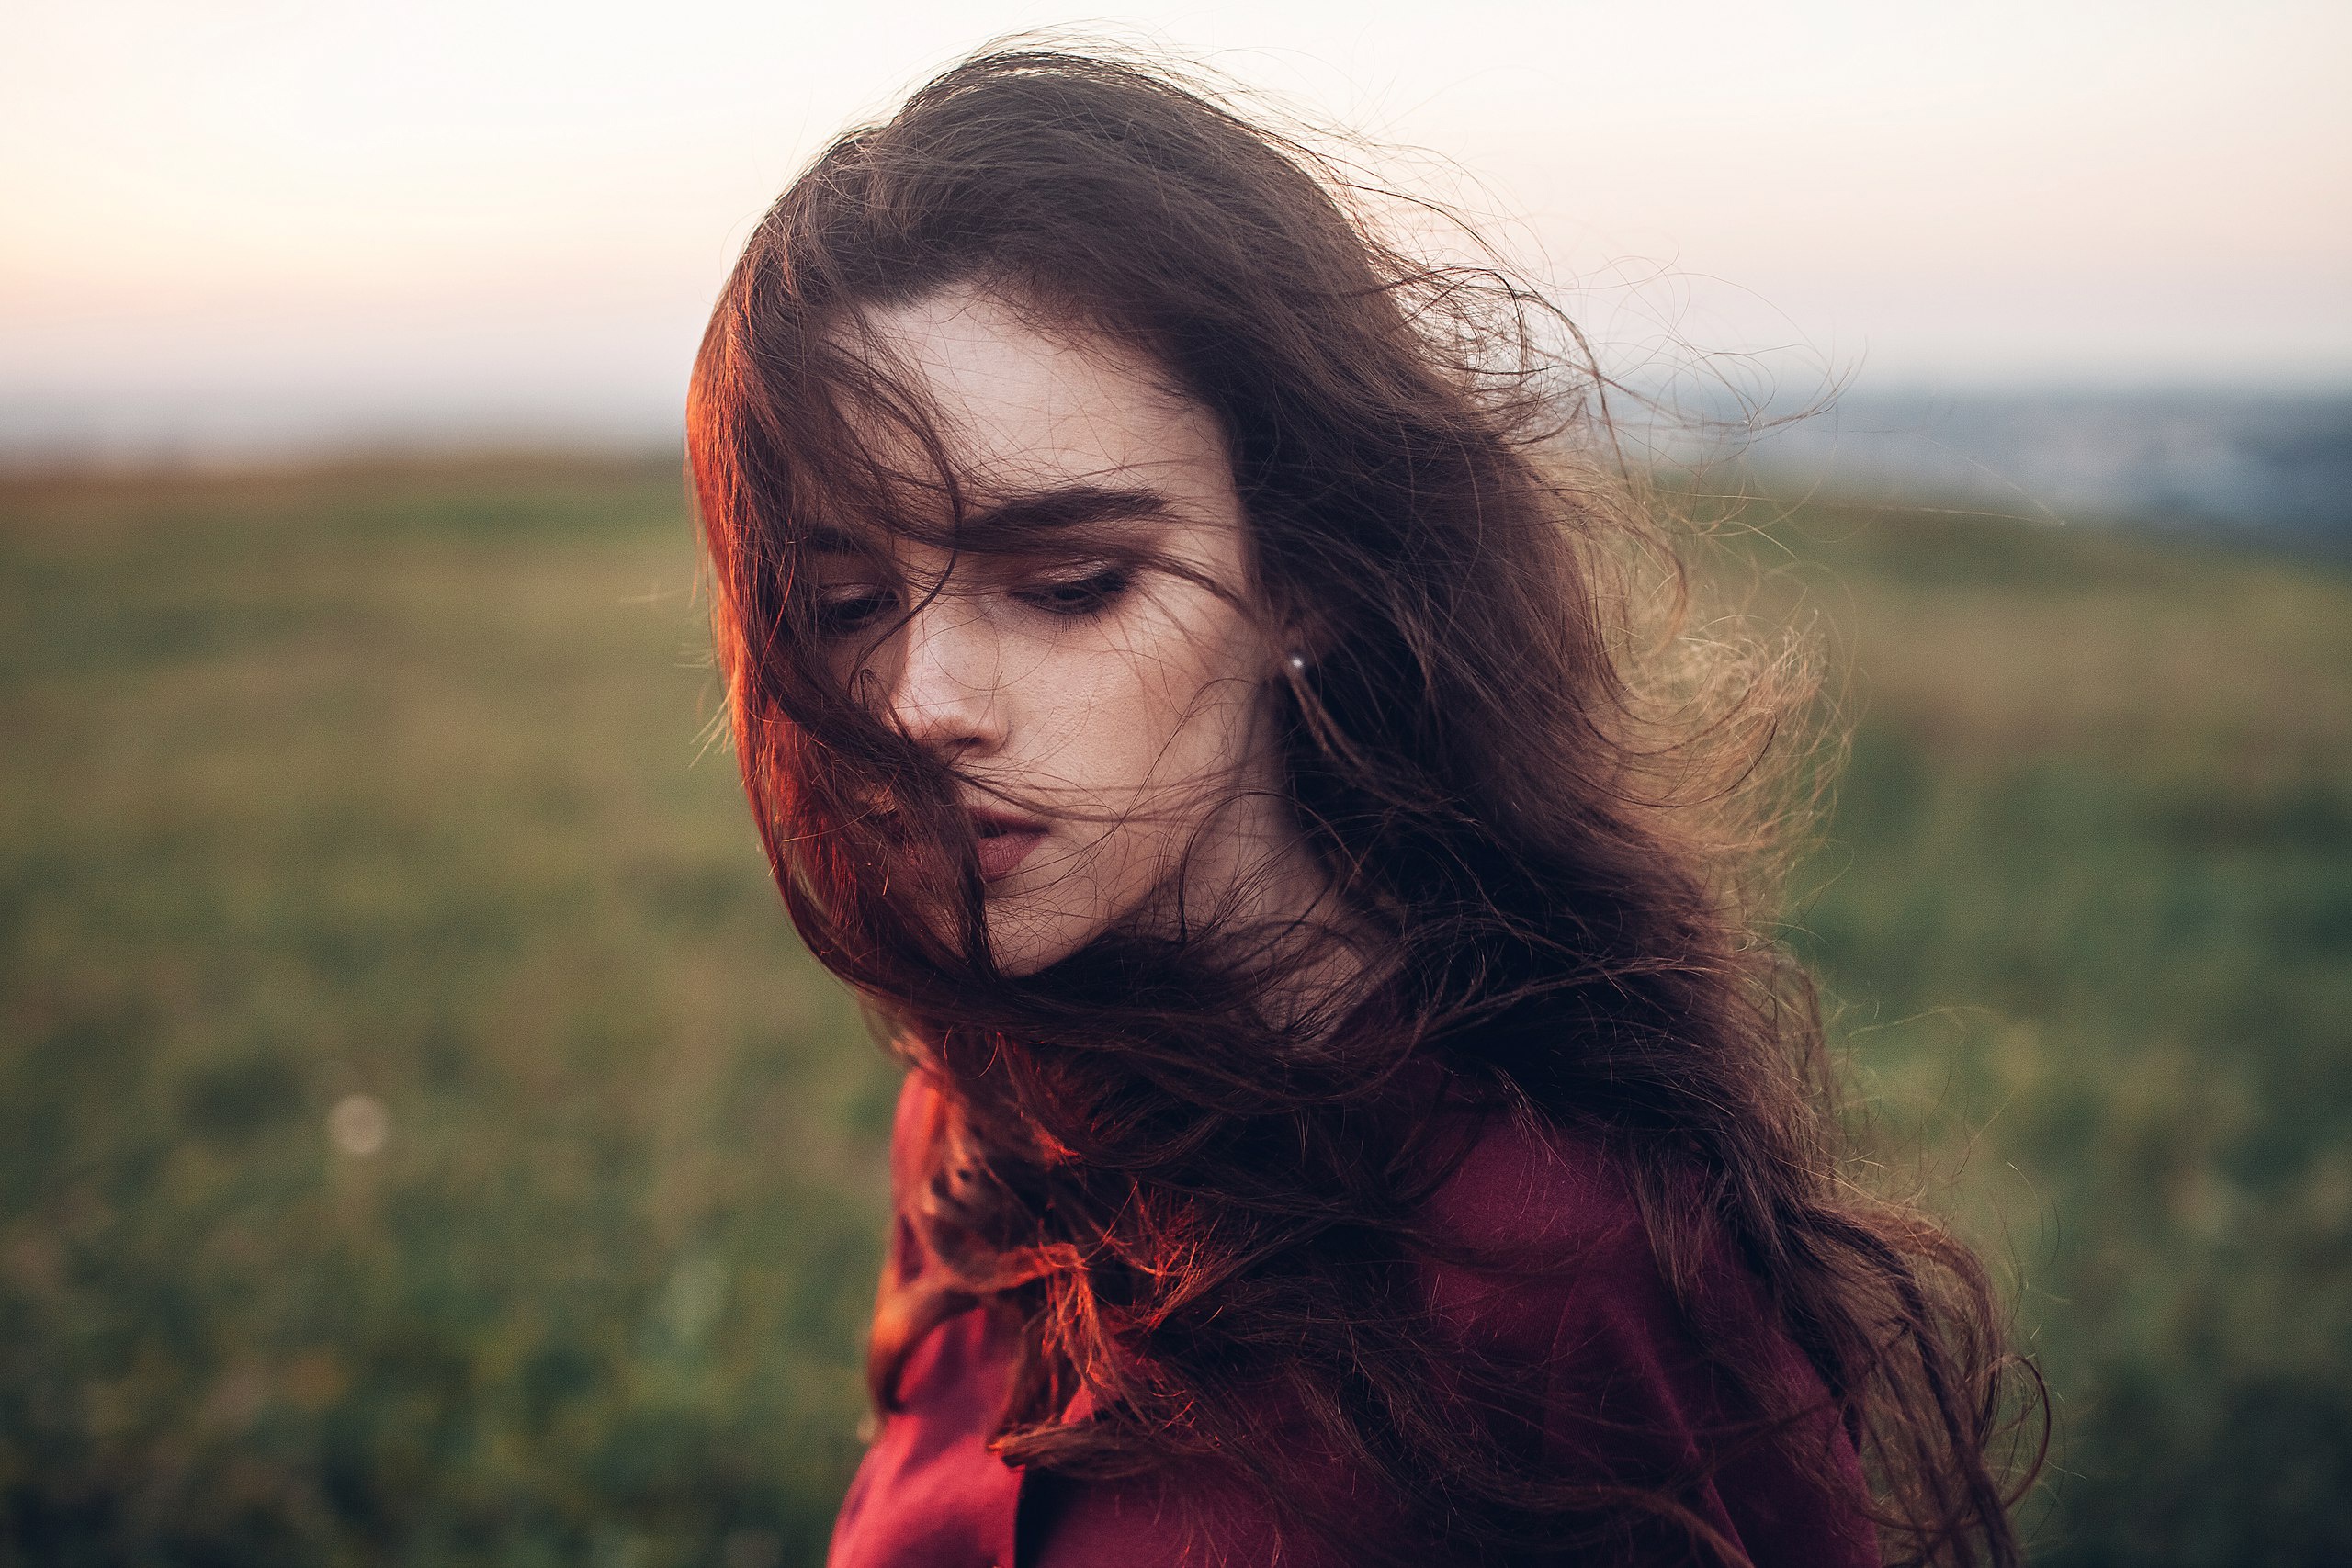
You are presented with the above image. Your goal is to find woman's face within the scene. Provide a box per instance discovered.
[811,286,1307,975]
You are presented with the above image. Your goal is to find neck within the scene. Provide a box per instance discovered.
[1167,778,1371,1043]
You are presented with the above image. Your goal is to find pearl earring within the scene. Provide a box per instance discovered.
[1285,653,1307,673]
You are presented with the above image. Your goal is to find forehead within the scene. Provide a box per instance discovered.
[850,285,1233,507]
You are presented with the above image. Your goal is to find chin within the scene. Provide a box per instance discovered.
[983,918,1088,977]
[979,852,1167,976]
[979,888,1121,977]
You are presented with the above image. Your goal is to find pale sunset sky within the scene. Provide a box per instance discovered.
[3,0,2346,457]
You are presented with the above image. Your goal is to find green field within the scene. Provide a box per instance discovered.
[2,457,2346,1565]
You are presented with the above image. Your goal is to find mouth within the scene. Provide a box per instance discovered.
[970,808,1049,883]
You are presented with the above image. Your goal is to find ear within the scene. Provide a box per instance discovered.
[1269,609,1335,673]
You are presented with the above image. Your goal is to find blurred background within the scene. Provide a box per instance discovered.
[3,2,2346,1563]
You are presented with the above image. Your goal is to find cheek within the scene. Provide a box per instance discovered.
[1026,616,1267,815]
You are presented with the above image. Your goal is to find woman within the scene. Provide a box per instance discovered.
[688,45,2036,1568]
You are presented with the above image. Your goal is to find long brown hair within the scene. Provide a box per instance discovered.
[688,43,2040,1566]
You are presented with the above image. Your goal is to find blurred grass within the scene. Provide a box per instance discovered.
[1733,496,2352,1566]
[0,458,896,1568]
[1,457,2346,1565]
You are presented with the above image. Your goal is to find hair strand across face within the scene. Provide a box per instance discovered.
[690,40,2041,1568]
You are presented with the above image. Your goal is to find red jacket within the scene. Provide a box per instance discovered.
[829,1073,1879,1567]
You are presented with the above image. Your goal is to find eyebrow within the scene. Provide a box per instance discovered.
[800,484,1174,555]
[964,484,1174,541]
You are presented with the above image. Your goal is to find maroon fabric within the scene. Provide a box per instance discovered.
[828,1073,1880,1568]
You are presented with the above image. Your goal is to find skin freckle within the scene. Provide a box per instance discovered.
[841,285,1308,975]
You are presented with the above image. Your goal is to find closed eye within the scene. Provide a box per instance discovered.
[813,587,897,638]
[1011,565,1131,619]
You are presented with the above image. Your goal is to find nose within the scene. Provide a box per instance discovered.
[874,591,1006,760]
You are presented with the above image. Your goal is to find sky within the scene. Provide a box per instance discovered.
[3,0,2346,459]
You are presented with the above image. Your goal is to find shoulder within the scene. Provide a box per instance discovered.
[1414,1108,1881,1567]
[1413,1108,1675,1359]
[1412,1104,1806,1415]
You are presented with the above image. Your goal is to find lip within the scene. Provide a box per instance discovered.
[970,808,1048,883]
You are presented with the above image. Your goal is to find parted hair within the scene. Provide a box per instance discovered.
[687,42,2040,1566]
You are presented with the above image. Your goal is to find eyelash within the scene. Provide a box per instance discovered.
[812,590,894,639]
[810,566,1132,637]
[1011,565,1131,618]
